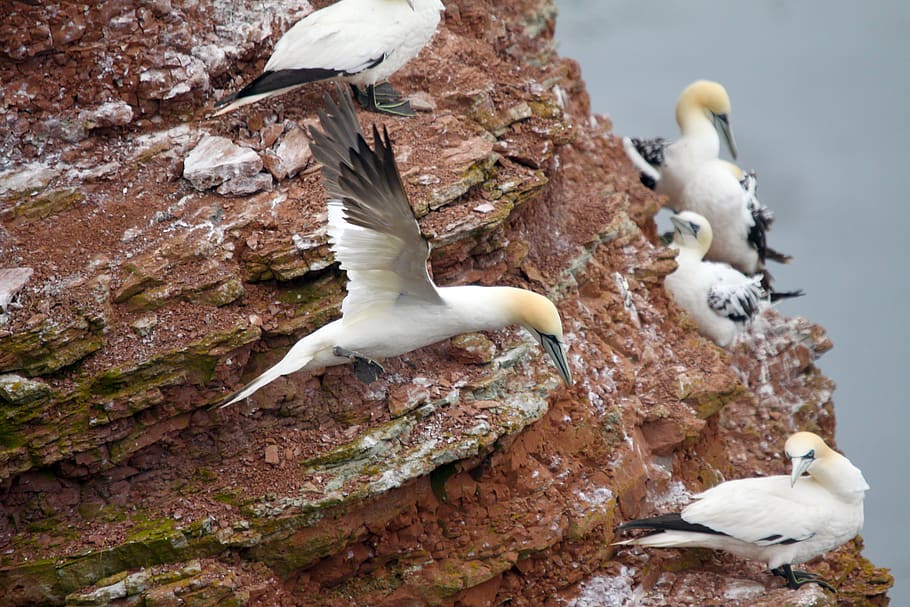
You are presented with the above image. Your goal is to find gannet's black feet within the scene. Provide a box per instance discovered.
[772,564,837,592]
[332,346,385,384]
[351,83,415,117]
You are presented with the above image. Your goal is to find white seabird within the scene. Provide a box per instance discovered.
[615,431,868,592]
[678,160,796,280]
[664,211,764,347]
[213,0,445,117]
[219,88,572,408]
[622,80,737,199]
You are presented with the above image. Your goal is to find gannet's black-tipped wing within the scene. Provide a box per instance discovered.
[617,513,727,537]
[215,67,348,109]
[309,88,443,321]
[619,478,819,548]
[707,271,763,323]
[309,88,368,196]
[622,136,668,190]
[683,479,819,546]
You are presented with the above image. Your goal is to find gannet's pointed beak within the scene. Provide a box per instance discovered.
[407,0,414,8]
[540,333,572,386]
[713,112,738,159]
[790,452,815,487]
[669,214,698,238]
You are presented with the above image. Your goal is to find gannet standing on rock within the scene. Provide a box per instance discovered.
[664,211,764,347]
[622,80,738,198]
[615,432,868,592]
[213,0,445,117]
[218,88,572,408]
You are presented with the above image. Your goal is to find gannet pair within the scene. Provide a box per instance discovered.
[214,0,445,117]
[623,81,796,286]
[664,211,764,347]
[615,432,868,592]
[219,88,572,408]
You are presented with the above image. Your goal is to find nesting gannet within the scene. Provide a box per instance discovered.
[679,161,796,278]
[218,88,572,407]
[213,0,445,117]
[615,432,868,592]
[622,80,737,200]
[664,211,764,347]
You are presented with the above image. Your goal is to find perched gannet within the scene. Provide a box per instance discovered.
[213,0,445,117]
[622,80,737,200]
[679,161,795,278]
[615,432,868,592]
[218,88,571,407]
[664,211,764,347]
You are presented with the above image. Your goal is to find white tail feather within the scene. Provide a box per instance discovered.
[218,349,314,408]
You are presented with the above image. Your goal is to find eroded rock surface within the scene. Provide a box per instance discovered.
[0,1,891,606]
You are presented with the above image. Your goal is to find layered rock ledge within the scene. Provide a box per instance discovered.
[0,1,892,605]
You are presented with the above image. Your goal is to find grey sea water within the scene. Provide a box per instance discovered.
[555,0,908,602]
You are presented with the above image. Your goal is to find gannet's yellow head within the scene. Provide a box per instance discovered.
[507,288,572,386]
[669,210,713,257]
[676,80,737,159]
[785,431,833,487]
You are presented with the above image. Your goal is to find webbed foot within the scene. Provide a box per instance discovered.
[332,346,385,384]
[771,564,836,592]
[351,83,415,117]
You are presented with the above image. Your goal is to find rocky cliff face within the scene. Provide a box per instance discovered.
[0,1,893,605]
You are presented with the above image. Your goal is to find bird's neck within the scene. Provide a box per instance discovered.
[676,104,719,154]
[811,455,869,503]
[438,285,530,333]
[672,242,708,262]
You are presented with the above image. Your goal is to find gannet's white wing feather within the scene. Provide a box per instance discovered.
[706,265,763,323]
[265,4,403,75]
[309,90,443,322]
[683,477,820,545]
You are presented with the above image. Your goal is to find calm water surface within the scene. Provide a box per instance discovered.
[555,1,909,603]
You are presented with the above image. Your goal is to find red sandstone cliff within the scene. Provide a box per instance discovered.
[0,1,893,605]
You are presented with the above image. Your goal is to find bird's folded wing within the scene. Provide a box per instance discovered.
[309,90,443,322]
[626,136,668,169]
[265,9,404,75]
[684,479,819,545]
[706,270,763,323]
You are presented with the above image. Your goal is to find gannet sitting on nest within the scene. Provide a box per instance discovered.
[615,432,868,592]
[213,0,445,117]
[678,162,801,297]
[622,80,738,197]
[664,211,765,347]
[218,88,572,408]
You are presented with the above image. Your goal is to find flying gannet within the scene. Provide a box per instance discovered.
[615,431,868,592]
[213,0,445,117]
[219,88,572,408]
[664,211,764,347]
[622,80,737,200]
